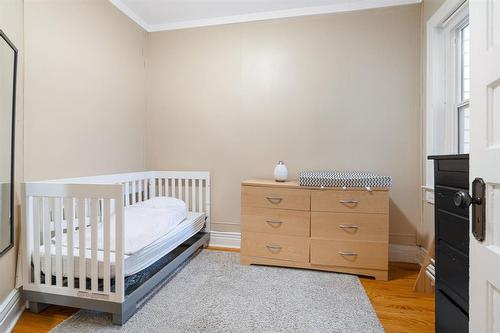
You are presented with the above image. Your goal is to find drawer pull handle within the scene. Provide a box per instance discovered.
[266,197,283,204]
[339,251,358,256]
[266,245,283,251]
[339,200,359,204]
[266,220,283,227]
[339,224,359,229]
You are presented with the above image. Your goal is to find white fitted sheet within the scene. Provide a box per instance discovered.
[39,211,205,278]
[79,197,188,255]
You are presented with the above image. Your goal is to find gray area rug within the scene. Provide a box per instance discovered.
[50,251,383,332]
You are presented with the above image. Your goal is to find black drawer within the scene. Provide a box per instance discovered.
[436,290,468,333]
[436,210,469,255]
[435,158,469,189]
[437,241,469,309]
[435,186,470,218]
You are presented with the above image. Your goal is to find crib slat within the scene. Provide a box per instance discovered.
[123,182,129,206]
[65,198,75,289]
[90,198,98,292]
[184,179,189,204]
[205,178,210,230]
[131,181,136,204]
[138,180,142,202]
[78,198,86,290]
[191,179,195,212]
[115,198,124,300]
[143,179,147,200]
[103,199,111,294]
[198,179,203,212]
[33,197,41,285]
[42,197,52,285]
[151,178,155,196]
[54,198,63,287]
[164,178,169,197]
[172,178,177,198]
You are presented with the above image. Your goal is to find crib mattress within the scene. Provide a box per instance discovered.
[39,212,205,278]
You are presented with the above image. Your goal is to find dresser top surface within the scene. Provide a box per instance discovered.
[428,154,469,160]
[242,179,389,191]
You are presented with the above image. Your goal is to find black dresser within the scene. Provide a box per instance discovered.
[429,154,469,333]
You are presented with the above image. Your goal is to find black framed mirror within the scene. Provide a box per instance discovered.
[0,29,17,256]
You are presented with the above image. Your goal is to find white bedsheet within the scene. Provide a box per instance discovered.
[37,197,208,278]
[61,197,187,256]
[39,212,205,278]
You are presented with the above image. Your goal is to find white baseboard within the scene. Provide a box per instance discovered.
[209,231,241,248]
[210,231,423,265]
[0,289,25,333]
[417,246,429,265]
[389,244,422,264]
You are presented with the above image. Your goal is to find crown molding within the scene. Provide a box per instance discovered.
[111,0,422,33]
[109,0,151,31]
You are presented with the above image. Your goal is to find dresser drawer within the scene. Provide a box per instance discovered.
[311,190,388,214]
[435,158,469,189]
[241,232,308,262]
[435,186,470,218]
[437,241,469,309]
[242,186,310,210]
[436,210,469,255]
[310,239,388,270]
[436,290,468,333]
[241,207,310,236]
[311,212,388,242]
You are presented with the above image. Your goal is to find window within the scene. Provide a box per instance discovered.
[425,0,469,198]
[457,23,470,153]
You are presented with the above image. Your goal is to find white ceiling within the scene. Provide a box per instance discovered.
[110,0,421,32]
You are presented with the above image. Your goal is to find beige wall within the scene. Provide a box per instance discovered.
[418,0,447,250]
[0,0,149,310]
[0,0,23,307]
[24,0,147,181]
[146,5,422,245]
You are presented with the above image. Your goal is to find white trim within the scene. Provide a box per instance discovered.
[388,244,421,264]
[417,245,429,266]
[424,0,469,188]
[0,289,25,333]
[209,231,241,249]
[109,0,152,31]
[422,185,435,204]
[111,0,421,32]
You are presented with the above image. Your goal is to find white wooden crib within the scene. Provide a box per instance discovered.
[21,171,210,324]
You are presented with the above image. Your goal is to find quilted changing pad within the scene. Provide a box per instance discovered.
[298,170,392,188]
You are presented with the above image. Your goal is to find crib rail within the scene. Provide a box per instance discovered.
[22,183,125,302]
[21,171,210,304]
[150,171,210,231]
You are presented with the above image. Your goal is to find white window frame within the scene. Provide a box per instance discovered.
[424,0,469,203]
[456,22,470,154]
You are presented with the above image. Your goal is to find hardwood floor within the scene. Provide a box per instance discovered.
[13,250,434,333]
[13,305,78,333]
[360,262,435,333]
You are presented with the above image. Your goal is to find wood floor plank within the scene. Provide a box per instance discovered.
[13,253,434,333]
[360,262,435,333]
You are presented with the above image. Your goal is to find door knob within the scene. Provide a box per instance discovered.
[454,178,486,242]
[454,190,472,208]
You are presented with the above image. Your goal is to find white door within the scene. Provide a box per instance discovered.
[469,0,500,331]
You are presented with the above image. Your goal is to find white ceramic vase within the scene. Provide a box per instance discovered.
[274,161,288,182]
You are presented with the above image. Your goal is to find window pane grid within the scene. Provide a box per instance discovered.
[458,22,470,153]
[460,24,470,102]
[458,103,470,154]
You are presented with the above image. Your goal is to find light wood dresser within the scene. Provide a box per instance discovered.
[240,179,389,280]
